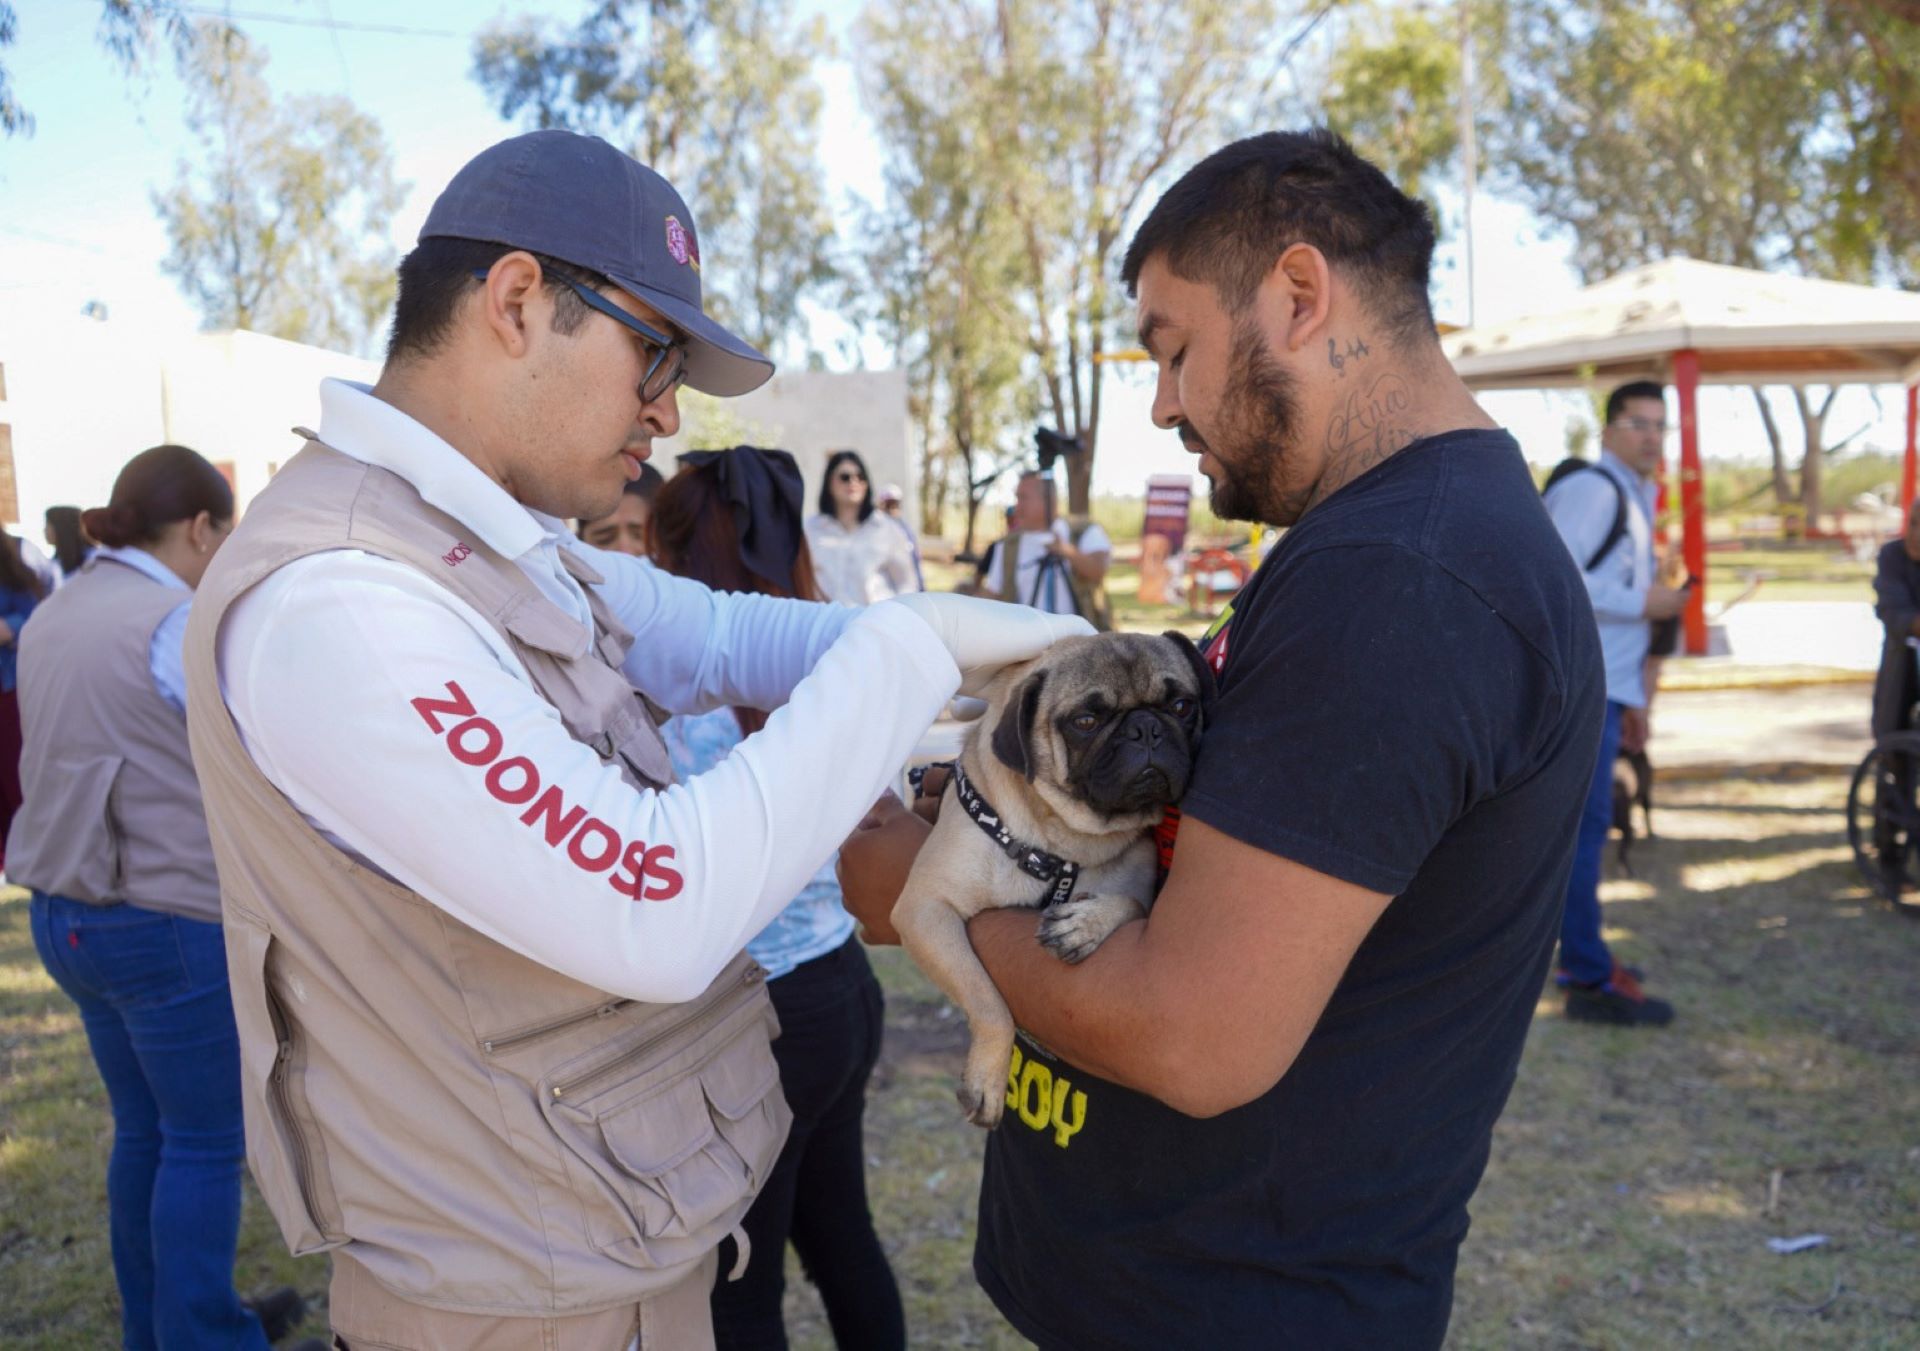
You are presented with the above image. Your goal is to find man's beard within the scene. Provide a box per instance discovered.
[1190,321,1307,526]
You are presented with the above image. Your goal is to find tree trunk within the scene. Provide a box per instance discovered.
[1750,386,1794,502]
[1790,386,1839,527]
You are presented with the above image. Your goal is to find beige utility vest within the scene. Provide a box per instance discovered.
[9,555,221,921]
[182,438,789,1317]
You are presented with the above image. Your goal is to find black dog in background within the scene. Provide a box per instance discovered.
[1611,748,1654,874]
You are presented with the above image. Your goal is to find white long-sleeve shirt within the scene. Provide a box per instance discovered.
[1543,451,1657,708]
[805,511,920,605]
[217,380,959,1004]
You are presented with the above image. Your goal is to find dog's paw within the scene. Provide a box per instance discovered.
[1037,894,1146,964]
[956,1081,1004,1129]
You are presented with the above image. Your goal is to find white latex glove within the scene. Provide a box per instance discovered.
[888,593,1096,697]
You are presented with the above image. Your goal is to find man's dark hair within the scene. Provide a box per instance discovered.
[1604,381,1667,425]
[386,237,606,362]
[1121,128,1437,345]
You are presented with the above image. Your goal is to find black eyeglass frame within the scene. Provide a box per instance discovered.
[470,267,686,403]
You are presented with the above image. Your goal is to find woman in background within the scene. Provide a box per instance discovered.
[0,531,48,870]
[45,504,94,582]
[804,449,918,606]
[11,446,299,1350]
[652,448,906,1351]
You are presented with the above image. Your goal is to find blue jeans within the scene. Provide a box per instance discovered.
[29,893,267,1351]
[1558,701,1623,986]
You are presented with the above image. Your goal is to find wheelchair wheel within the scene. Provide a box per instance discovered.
[1847,745,1920,915]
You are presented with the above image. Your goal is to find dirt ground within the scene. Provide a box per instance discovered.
[4,767,1917,1348]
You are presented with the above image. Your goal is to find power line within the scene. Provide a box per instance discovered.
[179,6,464,39]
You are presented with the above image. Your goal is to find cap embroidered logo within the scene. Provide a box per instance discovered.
[442,542,473,567]
[664,216,697,270]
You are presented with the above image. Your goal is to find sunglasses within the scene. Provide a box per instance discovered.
[471,268,687,403]
[834,471,867,484]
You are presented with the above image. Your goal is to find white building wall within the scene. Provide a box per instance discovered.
[0,316,375,530]
[159,329,379,511]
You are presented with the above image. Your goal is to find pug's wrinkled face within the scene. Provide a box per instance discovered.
[989,631,1216,837]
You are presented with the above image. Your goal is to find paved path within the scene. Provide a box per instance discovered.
[1702,600,1880,671]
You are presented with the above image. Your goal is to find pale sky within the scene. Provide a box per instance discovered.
[0,0,1906,499]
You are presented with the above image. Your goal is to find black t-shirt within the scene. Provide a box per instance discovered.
[974,428,1605,1349]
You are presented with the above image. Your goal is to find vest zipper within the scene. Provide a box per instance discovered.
[548,964,763,1104]
[270,1037,324,1228]
[482,998,634,1054]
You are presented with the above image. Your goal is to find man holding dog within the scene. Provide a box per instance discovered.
[842,129,1606,1347]
[181,130,1088,1350]
[1542,380,1684,1026]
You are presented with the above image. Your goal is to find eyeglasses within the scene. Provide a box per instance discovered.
[470,268,687,404]
[1610,416,1667,435]
[834,471,867,484]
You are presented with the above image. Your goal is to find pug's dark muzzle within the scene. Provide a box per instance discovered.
[1078,709,1194,814]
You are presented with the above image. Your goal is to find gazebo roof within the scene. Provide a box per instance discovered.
[1443,257,1920,390]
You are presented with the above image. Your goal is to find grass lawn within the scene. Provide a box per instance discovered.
[1704,545,1878,606]
[5,773,1917,1348]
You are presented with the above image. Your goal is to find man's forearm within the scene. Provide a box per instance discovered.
[1070,550,1110,583]
[967,908,1172,1097]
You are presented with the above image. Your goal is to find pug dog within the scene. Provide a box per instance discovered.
[891,631,1215,1128]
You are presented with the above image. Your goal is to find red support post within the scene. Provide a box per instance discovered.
[1903,383,1918,518]
[1675,349,1708,655]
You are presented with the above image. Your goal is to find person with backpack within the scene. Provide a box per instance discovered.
[1541,380,1687,1025]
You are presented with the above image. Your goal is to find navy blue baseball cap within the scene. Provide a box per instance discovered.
[420,130,774,397]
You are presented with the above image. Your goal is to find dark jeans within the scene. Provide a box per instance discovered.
[712,938,904,1350]
[29,893,267,1351]
[1558,700,1623,986]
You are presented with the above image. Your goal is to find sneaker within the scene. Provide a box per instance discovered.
[242,1286,307,1343]
[1553,960,1644,989]
[1564,966,1673,1026]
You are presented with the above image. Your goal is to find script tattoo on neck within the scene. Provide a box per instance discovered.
[1313,372,1415,509]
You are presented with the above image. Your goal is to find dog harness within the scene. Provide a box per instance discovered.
[913,760,1080,908]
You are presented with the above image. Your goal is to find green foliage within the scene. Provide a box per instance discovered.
[1320,4,1460,202]
[858,0,1309,524]
[854,0,1039,549]
[151,22,404,354]
[1473,0,1917,519]
[471,0,837,360]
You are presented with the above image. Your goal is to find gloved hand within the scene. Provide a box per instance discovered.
[889,592,1095,697]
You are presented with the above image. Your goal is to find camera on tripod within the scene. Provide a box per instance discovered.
[1034,427,1080,474]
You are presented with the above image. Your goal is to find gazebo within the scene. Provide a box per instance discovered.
[1443,258,1920,654]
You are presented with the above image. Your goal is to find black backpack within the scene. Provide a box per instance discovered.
[1542,458,1629,572]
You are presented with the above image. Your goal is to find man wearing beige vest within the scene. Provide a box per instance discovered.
[182,130,1088,1351]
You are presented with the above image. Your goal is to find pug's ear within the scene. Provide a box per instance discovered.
[990,670,1047,781]
[1161,630,1218,719]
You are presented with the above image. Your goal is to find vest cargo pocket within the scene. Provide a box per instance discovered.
[232,921,343,1254]
[23,753,125,901]
[540,982,790,1266]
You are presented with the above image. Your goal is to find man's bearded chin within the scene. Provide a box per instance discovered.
[1203,324,1307,526]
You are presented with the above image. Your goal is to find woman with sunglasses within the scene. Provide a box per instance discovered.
[805,449,920,606]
